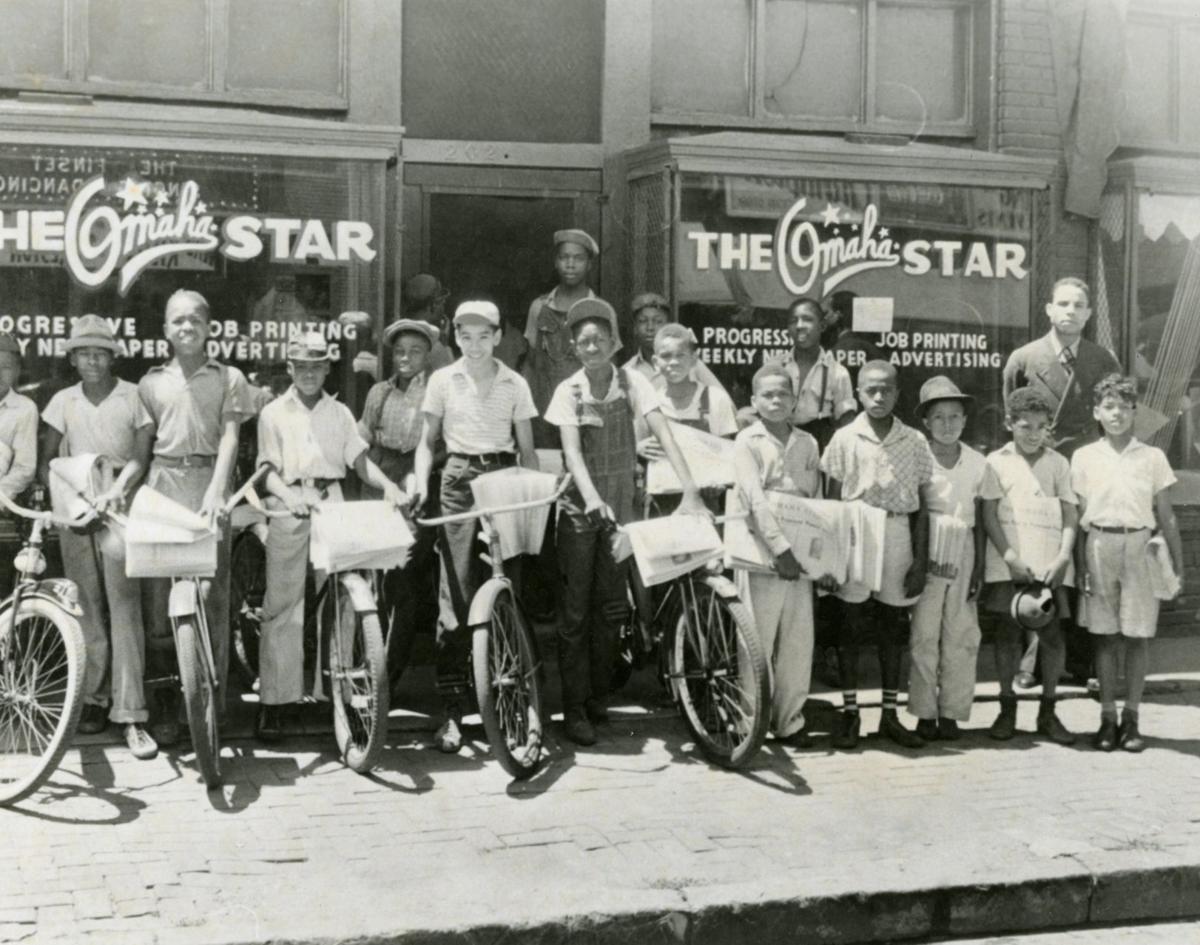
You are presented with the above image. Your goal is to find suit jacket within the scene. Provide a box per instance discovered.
[1002,333,1121,458]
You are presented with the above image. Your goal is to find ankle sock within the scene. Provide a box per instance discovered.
[1123,704,1139,721]
[841,692,858,714]
[882,689,898,713]
[1101,702,1118,722]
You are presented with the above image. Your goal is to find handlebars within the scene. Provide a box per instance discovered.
[417,474,573,529]
[0,488,99,531]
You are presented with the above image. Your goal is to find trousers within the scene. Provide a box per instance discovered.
[908,542,980,721]
[738,570,813,737]
[59,527,148,723]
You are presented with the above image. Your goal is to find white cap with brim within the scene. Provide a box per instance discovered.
[286,331,332,362]
[453,301,501,328]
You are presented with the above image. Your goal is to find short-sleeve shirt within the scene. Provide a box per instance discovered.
[258,388,369,483]
[544,365,660,428]
[653,380,738,436]
[1070,437,1175,529]
[820,412,934,514]
[421,358,537,455]
[734,421,820,557]
[927,443,987,526]
[779,348,857,426]
[980,442,1077,506]
[138,359,255,458]
[0,388,37,498]
[42,380,151,468]
[358,373,427,453]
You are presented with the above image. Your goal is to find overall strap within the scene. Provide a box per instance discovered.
[699,384,710,424]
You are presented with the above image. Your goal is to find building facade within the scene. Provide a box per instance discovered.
[0,0,1196,625]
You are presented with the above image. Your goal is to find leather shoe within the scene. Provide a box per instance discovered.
[584,698,609,724]
[1036,701,1076,746]
[1093,717,1118,752]
[989,697,1018,741]
[831,710,860,750]
[564,710,597,746]
[255,705,284,742]
[938,718,962,741]
[76,704,108,735]
[777,728,813,749]
[915,718,939,741]
[123,723,159,760]
[879,710,923,749]
[1118,714,1145,753]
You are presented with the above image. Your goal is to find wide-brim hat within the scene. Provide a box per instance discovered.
[453,300,501,328]
[382,318,439,348]
[64,314,121,354]
[1011,583,1057,630]
[554,228,599,257]
[286,331,332,362]
[566,298,622,354]
[917,375,973,416]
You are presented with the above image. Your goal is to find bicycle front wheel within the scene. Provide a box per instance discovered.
[327,579,388,773]
[472,585,544,780]
[0,599,86,806]
[668,574,769,769]
[176,613,222,788]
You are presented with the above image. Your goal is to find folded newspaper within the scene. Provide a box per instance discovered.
[845,500,888,592]
[1146,534,1182,600]
[622,515,723,587]
[309,501,414,573]
[983,495,1073,586]
[928,513,970,581]
[723,490,849,582]
[645,422,736,495]
[48,453,113,523]
[124,486,217,578]
[469,467,558,560]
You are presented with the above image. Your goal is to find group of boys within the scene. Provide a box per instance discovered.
[17,236,1185,765]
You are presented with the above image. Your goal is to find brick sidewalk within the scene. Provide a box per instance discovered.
[3,681,1200,945]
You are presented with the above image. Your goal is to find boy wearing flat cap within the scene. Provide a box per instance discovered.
[41,315,157,759]
[523,229,598,449]
[256,332,407,740]
[907,376,987,742]
[545,297,707,746]
[412,300,539,753]
[359,317,442,692]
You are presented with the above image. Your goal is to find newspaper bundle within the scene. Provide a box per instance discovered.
[928,512,971,581]
[1146,533,1182,600]
[723,490,854,583]
[844,500,888,592]
[983,495,1073,586]
[124,486,217,578]
[309,501,414,574]
[622,515,723,587]
[645,421,736,495]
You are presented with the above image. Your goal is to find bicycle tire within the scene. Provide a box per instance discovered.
[472,585,545,780]
[176,614,222,788]
[668,574,769,769]
[229,530,266,687]
[0,599,86,806]
[328,580,388,773]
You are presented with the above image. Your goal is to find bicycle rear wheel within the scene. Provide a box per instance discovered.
[176,609,222,789]
[668,574,769,769]
[473,585,544,779]
[229,529,266,687]
[0,599,86,806]
[327,578,388,773]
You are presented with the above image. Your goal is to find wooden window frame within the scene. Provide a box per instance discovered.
[0,0,349,110]
[1121,0,1198,152]
[650,0,982,139]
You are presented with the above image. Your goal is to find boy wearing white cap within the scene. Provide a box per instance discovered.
[545,298,706,746]
[907,376,987,741]
[255,332,407,740]
[40,315,157,758]
[138,289,255,745]
[413,300,539,753]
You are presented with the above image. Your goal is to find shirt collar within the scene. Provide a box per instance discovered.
[782,347,832,368]
[390,371,427,392]
[0,388,17,409]
[1100,435,1144,456]
[283,386,333,411]
[449,357,514,384]
[744,419,799,448]
[848,410,908,445]
[1047,332,1080,358]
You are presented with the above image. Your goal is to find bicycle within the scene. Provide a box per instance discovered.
[0,491,95,806]
[245,490,393,774]
[610,515,770,770]
[417,474,572,780]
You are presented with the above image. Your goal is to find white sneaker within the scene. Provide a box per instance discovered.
[123,723,158,761]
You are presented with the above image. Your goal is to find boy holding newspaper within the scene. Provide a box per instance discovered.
[981,387,1078,745]
[907,377,987,741]
[1072,374,1184,752]
[729,363,822,746]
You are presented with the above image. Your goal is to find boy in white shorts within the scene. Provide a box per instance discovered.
[1072,374,1183,752]
[821,361,932,750]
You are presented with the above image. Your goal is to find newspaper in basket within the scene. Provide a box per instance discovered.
[309,501,414,573]
[48,453,113,524]
[124,487,217,579]
[622,515,722,587]
[469,467,558,560]
[645,422,736,495]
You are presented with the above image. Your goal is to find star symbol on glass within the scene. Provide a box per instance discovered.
[154,189,171,208]
[195,201,208,215]
[155,207,165,218]
[820,203,842,227]
[116,178,148,211]
[880,227,890,238]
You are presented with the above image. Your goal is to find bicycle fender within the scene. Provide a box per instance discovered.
[703,573,741,600]
[27,578,85,618]
[467,578,509,628]
[168,580,199,618]
[336,572,377,614]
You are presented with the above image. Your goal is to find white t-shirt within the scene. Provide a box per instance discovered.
[926,442,987,526]
[1071,437,1176,529]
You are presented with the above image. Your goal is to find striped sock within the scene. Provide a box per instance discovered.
[842,692,858,714]
[882,689,899,712]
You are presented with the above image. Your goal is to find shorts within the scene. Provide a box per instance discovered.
[837,514,918,607]
[1084,529,1159,639]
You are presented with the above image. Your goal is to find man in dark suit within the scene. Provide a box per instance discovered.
[1002,276,1121,687]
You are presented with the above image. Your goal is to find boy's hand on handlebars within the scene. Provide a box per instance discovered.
[674,491,712,519]
[585,498,616,527]
[382,484,409,511]
[198,490,223,529]
[817,575,839,593]
[408,483,428,516]
[93,485,126,515]
[284,493,313,518]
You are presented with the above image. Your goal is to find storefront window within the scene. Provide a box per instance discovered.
[0,144,387,408]
[675,173,1032,450]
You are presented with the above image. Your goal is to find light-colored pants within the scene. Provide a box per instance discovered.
[1085,529,1159,638]
[738,570,814,737]
[908,542,980,721]
[260,484,343,705]
[59,527,148,723]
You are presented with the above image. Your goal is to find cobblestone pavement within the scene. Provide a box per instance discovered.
[3,675,1200,945]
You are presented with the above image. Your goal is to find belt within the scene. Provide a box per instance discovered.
[886,510,912,518]
[1090,524,1149,534]
[448,451,515,465]
[153,454,215,468]
[288,477,341,490]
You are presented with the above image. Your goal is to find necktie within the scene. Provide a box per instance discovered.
[1059,346,1076,372]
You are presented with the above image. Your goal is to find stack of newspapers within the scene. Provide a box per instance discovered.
[645,422,736,495]
[983,495,1072,586]
[309,501,414,574]
[621,515,723,587]
[928,513,971,581]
